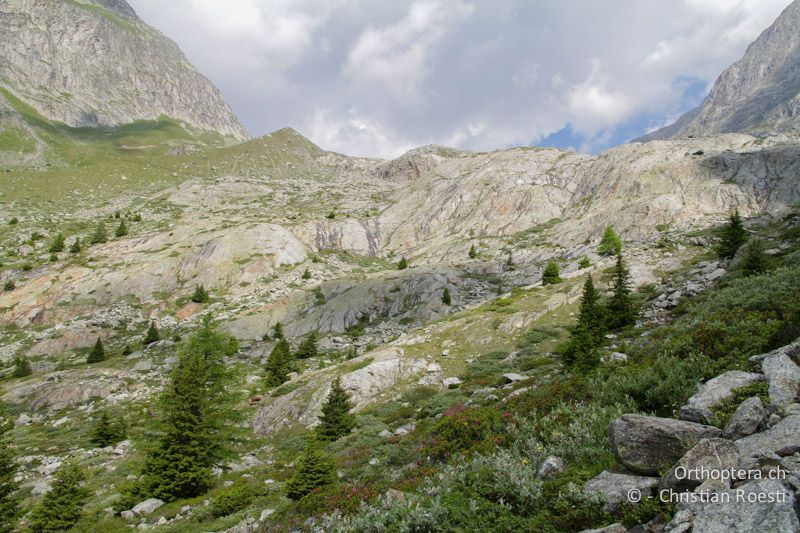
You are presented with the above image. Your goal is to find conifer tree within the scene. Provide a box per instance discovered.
[397,257,408,270]
[140,318,238,501]
[0,403,20,533]
[89,410,116,448]
[69,236,81,254]
[272,322,284,340]
[717,209,748,259]
[48,233,65,253]
[316,378,355,441]
[606,253,636,329]
[598,226,622,256]
[559,275,603,371]
[87,337,106,363]
[114,219,128,237]
[144,322,160,345]
[12,358,31,378]
[468,244,477,259]
[741,239,768,276]
[295,333,318,359]
[265,339,291,387]
[29,462,88,532]
[2,281,13,292]
[542,260,562,285]
[578,256,592,269]
[191,284,209,303]
[90,222,108,244]
[301,268,311,280]
[285,436,336,500]
[442,286,452,306]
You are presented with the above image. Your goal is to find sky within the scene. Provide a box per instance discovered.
[128,0,793,158]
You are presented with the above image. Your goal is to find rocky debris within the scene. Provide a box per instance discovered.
[603,352,628,364]
[536,456,565,479]
[579,525,626,533]
[660,438,740,492]
[502,373,526,383]
[641,261,727,323]
[442,377,462,388]
[679,371,765,424]
[760,351,800,406]
[722,396,767,440]
[583,470,659,512]
[609,414,722,475]
[680,479,799,533]
[133,359,154,372]
[132,498,164,515]
[735,414,800,462]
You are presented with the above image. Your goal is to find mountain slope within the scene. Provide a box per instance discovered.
[0,0,248,139]
[639,0,800,141]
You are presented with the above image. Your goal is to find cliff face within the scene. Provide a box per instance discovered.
[0,0,249,139]
[639,0,800,141]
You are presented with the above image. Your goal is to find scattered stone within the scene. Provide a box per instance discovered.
[761,352,800,406]
[15,413,32,426]
[378,429,393,438]
[660,438,740,492]
[133,359,153,372]
[722,396,766,440]
[442,377,462,388]
[607,352,628,364]
[259,509,275,521]
[682,479,799,533]
[502,373,526,383]
[132,498,164,515]
[121,510,135,520]
[679,371,765,423]
[583,470,658,512]
[181,505,192,514]
[157,516,167,525]
[609,414,721,475]
[426,362,441,373]
[705,268,726,281]
[536,456,565,479]
[735,414,800,463]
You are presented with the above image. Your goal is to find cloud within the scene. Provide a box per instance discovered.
[128,0,794,157]
[567,60,633,135]
[343,0,474,104]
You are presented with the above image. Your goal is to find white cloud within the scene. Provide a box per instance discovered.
[344,0,474,104]
[567,60,633,135]
[305,108,414,158]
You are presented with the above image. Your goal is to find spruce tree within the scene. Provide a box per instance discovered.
[301,268,311,280]
[90,222,108,244]
[191,284,209,303]
[69,236,81,254]
[29,462,88,532]
[0,403,20,533]
[468,244,477,259]
[140,318,238,501]
[89,410,116,448]
[295,333,318,359]
[598,226,622,256]
[559,275,603,371]
[397,257,408,270]
[87,337,106,363]
[741,239,768,276]
[272,322,284,340]
[578,256,592,269]
[285,436,336,500]
[718,209,747,259]
[144,322,160,345]
[12,358,31,378]
[606,253,636,329]
[48,233,65,253]
[114,219,128,237]
[542,260,562,285]
[316,378,355,441]
[265,339,291,387]
[442,286,452,306]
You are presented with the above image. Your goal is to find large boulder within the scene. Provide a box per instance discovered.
[722,396,766,440]
[131,498,164,515]
[609,414,721,475]
[681,479,799,533]
[679,371,765,424]
[735,414,800,462]
[761,352,800,407]
[660,438,740,492]
[583,470,659,512]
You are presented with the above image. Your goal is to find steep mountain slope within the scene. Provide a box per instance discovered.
[0,0,248,139]
[639,0,800,141]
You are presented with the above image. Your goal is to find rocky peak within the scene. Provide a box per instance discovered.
[639,0,800,141]
[0,0,248,139]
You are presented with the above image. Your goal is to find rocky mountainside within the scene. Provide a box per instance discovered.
[0,0,248,139]
[639,0,800,141]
